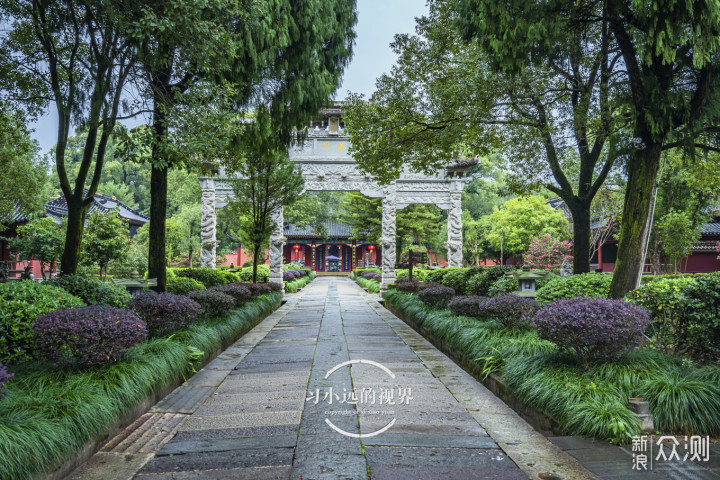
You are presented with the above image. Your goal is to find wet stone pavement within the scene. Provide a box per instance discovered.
[70,277,595,480]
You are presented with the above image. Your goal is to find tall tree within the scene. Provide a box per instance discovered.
[226,133,304,283]
[0,0,134,274]
[484,196,570,259]
[344,0,624,276]
[0,110,45,226]
[125,0,356,291]
[456,0,720,297]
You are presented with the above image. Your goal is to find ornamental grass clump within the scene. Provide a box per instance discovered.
[418,285,455,309]
[188,290,236,318]
[481,295,539,329]
[532,297,650,363]
[449,295,486,317]
[129,292,201,335]
[0,363,13,400]
[33,306,147,367]
[212,283,253,307]
[166,277,205,296]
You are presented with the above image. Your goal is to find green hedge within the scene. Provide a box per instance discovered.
[285,272,316,293]
[0,291,282,479]
[353,274,380,293]
[383,290,720,443]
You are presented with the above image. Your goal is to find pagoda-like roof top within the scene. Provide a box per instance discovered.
[284,219,355,239]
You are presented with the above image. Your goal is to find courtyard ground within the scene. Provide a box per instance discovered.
[68,278,717,480]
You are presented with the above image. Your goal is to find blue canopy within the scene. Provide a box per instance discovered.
[326,255,341,261]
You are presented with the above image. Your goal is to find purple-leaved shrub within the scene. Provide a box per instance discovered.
[129,292,201,335]
[480,295,540,328]
[449,295,486,317]
[212,283,254,307]
[418,285,456,309]
[532,297,650,363]
[188,290,236,318]
[33,306,147,367]
[396,278,421,293]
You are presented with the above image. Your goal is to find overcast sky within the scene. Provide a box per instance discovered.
[28,0,428,155]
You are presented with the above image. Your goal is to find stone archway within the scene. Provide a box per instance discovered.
[199,108,474,290]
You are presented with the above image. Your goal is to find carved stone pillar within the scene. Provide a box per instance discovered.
[200,182,217,269]
[446,191,463,267]
[269,206,286,289]
[380,184,397,290]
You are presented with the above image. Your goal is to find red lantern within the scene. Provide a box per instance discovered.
[367,245,375,252]
[293,244,301,251]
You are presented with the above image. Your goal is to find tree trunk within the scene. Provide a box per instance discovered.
[149,165,168,291]
[252,246,259,283]
[609,143,662,298]
[570,203,591,274]
[60,195,89,275]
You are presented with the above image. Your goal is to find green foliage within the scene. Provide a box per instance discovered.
[81,211,131,280]
[354,275,380,293]
[239,265,269,282]
[0,110,45,227]
[485,196,569,256]
[639,372,720,435]
[8,217,64,279]
[466,266,508,296]
[424,268,450,284]
[0,281,84,364]
[0,291,281,479]
[46,275,131,308]
[681,273,720,362]
[487,275,518,297]
[439,267,473,293]
[656,210,703,274]
[535,273,612,305]
[175,268,230,288]
[395,269,428,282]
[166,277,206,296]
[285,272,315,293]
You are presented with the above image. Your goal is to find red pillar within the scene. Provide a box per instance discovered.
[598,242,603,271]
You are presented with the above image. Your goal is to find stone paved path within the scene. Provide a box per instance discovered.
[70,277,595,480]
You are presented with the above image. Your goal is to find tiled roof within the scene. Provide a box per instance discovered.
[44,190,148,225]
[284,219,355,238]
[702,221,720,235]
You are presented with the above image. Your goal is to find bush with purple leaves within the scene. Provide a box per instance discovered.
[283,269,309,282]
[418,285,455,309]
[129,292,201,335]
[481,295,540,328]
[0,363,13,401]
[359,271,382,282]
[212,283,253,307]
[532,297,650,363]
[449,295,486,317]
[396,278,421,293]
[33,306,147,367]
[188,289,236,318]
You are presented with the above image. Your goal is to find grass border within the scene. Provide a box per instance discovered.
[351,272,380,293]
[0,291,282,480]
[285,272,316,293]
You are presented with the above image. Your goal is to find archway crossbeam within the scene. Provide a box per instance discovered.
[199,113,473,290]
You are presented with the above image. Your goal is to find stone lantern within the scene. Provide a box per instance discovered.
[510,265,550,297]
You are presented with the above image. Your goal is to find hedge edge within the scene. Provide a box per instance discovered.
[382,292,566,437]
[6,291,283,480]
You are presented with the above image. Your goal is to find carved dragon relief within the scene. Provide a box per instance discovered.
[200,189,217,268]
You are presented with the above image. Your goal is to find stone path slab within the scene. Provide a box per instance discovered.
[70,278,599,480]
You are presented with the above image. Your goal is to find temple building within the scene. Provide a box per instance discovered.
[282,219,379,272]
